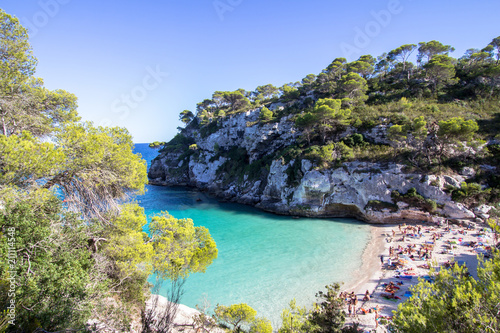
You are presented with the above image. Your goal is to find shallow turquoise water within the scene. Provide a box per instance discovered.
[134,144,371,324]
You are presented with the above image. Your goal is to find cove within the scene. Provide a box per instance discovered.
[134,144,371,324]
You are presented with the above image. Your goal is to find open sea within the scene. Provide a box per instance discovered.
[133,143,371,325]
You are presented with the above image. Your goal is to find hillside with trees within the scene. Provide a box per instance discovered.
[150,35,500,221]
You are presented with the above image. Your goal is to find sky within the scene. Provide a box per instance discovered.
[2,0,499,143]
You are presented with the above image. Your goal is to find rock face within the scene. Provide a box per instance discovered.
[149,108,482,224]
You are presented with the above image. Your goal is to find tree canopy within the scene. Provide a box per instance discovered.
[0,9,218,331]
[392,251,500,333]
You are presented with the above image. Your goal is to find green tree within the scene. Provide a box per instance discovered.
[338,73,368,103]
[46,122,147,219]
[255,84,279,101]
[249,317,273,333]
[295,112,316,144]
[301,74,317,86]
[103,203,154,303]
[428,117,479,164]
[179,110,194,125]
[437,117,478,144]
[0,188,93,330]
[279,299,311,333]
[325,58,347,81]
[423,54,458,94]
[223,90,251,112]
[388,44,417,72]
[260,106,274,121]
[347,57,374,79]
[307,284,346,333]
[388,116,427,149]
[312,98,351,143]
[417,40,455,65]
[280,82,301,101]
[215,303,257,332]
[149,141,166,149]
[0,10,78,137]
[149,213,218,280]
[392,251,500,333]
[374,53,391,76]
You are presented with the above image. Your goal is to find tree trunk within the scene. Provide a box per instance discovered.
[1,112,7,136]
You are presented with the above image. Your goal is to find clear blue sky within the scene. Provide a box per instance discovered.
[2,0,499,143]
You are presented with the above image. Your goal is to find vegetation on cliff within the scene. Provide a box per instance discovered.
[153,35,500,211]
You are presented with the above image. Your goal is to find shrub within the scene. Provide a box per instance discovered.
[391,188,437,212]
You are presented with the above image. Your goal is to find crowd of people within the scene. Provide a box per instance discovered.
[341,219,497,332]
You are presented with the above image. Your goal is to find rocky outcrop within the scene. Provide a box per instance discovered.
[149,108,486,224]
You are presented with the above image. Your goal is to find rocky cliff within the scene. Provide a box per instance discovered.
[149,107,495,224]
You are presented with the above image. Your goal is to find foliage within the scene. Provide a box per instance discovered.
[179,110,194,125]
[391,188,437,212]
[392,250,500,333]
[0,10,79,137]
[103,204,153,303]
[311,98,351,143]
[0,188,92,330]
[149,212,218,280]
[149,141,166,149]
[161,133,195,153]
[307,283,346,333]
[249,317,273,333]
[279,299,312,333]
[304,142,353,168]
[200,121,221,138]
[437,117,479,143]
[0,9,219,332]
[449,182,494,208]
[50,122,147,220]
[259,106,274,121]
[365,200,399,212]
[214,303,257,332]
[295,112,316,144]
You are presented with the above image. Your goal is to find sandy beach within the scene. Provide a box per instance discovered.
[343,220,496,332]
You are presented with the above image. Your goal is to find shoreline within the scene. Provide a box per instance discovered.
[342,220,493,332]
[343,224,389,294]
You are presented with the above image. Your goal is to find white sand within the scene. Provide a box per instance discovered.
[343,220,496,332]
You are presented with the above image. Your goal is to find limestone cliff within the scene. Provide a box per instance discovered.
[149,106,495,224]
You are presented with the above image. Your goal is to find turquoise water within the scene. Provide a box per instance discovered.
[134,144,371,324]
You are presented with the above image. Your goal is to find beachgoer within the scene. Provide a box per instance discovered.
[363,290,370,301]
[380,255,384,265]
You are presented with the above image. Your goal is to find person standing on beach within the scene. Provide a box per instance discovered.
[380,255,384,265]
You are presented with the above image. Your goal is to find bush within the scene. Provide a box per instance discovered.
[391,188,437,212]
[365,200,399,212]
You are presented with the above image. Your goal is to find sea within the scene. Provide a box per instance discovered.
[133,143,371,325]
